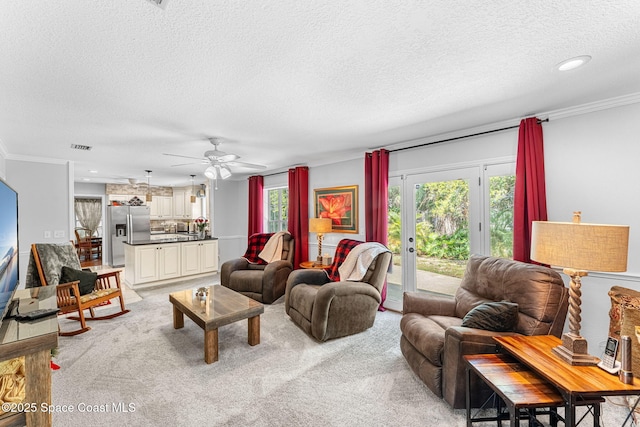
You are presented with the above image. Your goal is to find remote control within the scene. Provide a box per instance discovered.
[14,308,60,321]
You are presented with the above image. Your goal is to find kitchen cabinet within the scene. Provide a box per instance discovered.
[172,188,198,219]
[149,196,173,219]
[124,239,218,287]
[181,240,218,276]
[124,243,181,285]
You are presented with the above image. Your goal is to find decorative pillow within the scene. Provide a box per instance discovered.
[60,266,97,296]
[461,301,519,332]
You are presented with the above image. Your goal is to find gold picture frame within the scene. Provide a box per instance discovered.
[313,185,358,233]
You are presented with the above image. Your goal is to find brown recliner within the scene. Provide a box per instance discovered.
[220,233,294,304]
[400,254,569,409]
[285,239,392,342]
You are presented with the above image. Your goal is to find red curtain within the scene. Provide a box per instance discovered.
[288,166,309,269]
[513,117,547,263]
[365,149,389,309]
[248,175,264,237]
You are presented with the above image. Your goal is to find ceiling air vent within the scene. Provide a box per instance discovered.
[70,144,92,151]
[145,0,169,9]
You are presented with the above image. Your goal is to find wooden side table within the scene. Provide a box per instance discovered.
[0,287,58,427]
[299,261,331,269]
[495,335,640,426]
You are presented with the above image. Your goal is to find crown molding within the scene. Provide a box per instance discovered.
[6,153,71,165]
[546,92,640,121]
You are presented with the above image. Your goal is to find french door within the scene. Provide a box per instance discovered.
[383,168,481,311]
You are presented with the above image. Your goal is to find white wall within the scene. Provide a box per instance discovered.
[543,102,640,351]
[6,159,73,288]
[212,178,248,265]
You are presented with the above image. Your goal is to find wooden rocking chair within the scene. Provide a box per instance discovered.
[30,243,130,336]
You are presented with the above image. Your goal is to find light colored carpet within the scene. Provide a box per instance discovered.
[51,276,635,426]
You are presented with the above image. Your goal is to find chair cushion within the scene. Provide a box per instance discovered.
[60,266,97,296]
[461,301,519,332]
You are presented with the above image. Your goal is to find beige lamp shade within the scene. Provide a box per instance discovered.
[531,220,629,272]
[309,218,332,234]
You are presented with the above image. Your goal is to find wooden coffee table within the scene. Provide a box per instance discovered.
[169,285,264,364]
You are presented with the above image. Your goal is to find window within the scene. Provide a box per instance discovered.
[483,164,516,258]
[266,187,288,232]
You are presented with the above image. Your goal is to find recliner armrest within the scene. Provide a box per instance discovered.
[286,269,330,287]
[403,291,456,316]
[263,259,293,276]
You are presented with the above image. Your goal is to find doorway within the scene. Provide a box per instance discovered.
[384,168,481,311]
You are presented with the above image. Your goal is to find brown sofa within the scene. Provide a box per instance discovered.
[400,254,569,409]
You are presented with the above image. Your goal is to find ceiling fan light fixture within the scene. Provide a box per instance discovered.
[220,165,232,180]
[204,166,218,180]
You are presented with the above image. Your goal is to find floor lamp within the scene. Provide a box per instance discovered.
[309,218,332,265]
[530,212,629,366]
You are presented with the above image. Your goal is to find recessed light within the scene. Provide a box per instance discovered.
[89,170,98,174]
[82,178,91,181]
[556,55,592,72]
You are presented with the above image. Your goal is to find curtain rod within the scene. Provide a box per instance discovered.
[388,118,548,153]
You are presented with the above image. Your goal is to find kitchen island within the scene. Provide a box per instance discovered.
[123,236,218,288]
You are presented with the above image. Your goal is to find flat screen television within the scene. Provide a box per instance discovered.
[0,177,19,322]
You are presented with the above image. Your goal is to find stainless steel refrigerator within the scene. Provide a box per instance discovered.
[106,205,150,267]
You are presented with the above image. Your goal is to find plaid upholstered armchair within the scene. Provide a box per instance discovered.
[285,239,392,342]
[220,232,295,304]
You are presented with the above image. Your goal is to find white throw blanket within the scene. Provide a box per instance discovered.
[338,242,389,281]
[259,231,290,263]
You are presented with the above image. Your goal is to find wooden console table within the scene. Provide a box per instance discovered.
[495,335,640,427]
[0,287,58,427]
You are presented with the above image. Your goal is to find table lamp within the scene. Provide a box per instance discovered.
[309,218,332,265]
[530,212,629,366]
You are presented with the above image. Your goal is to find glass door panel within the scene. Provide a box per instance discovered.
[383,177,403,311]
[406,168,480,297]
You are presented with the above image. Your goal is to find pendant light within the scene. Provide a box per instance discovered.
[190,175,196,203]
[145,170,152,202]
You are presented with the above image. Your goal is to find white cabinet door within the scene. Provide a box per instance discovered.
[160,196,173,217]
[181,241,218,275]
[181,242,202,276]
[200,241,218,273]
[158,243,181,279]
[173,190,187,218]
[136,245,159,283]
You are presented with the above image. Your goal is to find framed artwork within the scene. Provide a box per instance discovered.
[314,185,358,233]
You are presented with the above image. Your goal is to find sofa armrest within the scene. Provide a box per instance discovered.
[403,291,456,317]
[220,257,250,286]
[261,260,294,304]
[285,269,330,313]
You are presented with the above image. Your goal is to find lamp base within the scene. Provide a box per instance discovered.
[552,332,599,366]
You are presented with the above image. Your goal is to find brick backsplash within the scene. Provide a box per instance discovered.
[106,183,173,196]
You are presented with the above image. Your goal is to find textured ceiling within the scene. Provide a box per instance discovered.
[2,1,640,186]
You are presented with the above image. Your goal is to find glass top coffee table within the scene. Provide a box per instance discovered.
[169,285,264,364]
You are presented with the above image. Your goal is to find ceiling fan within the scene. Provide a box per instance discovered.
[163,137,266,186]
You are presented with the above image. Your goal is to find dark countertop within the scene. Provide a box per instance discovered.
[124,236,218,246]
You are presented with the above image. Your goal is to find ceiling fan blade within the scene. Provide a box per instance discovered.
[227,160,267,170]
[170,162,204,167]
[163,153,205,160]
[218,153,239,162]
